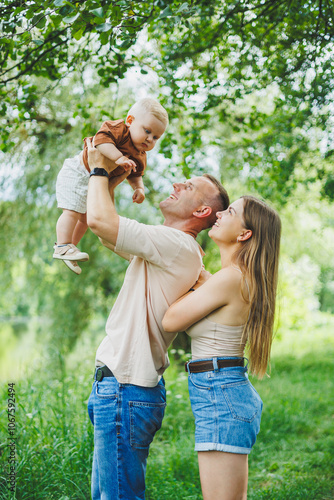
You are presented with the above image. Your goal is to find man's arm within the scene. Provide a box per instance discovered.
[98,236,131,260]
[86,139,129,246]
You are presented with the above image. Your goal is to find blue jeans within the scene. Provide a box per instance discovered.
[87,374,166,500]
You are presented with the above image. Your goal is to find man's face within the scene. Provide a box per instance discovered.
[160,177,217,220]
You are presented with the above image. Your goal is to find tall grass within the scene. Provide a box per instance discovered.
[0,327,333,500]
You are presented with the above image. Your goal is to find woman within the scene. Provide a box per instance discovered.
[162,196,281,500]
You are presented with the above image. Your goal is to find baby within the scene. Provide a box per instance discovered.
[53,98,168,274]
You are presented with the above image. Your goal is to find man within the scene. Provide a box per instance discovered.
[86,139,229,500]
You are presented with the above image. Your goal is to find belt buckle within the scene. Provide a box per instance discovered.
[96,367,104,381]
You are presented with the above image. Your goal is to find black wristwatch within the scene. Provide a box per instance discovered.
[89,168,109,178]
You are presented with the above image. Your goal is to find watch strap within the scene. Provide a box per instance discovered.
[89,168,109,178]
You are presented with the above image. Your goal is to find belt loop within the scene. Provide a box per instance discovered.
[213,357,219,372]
[185,361,191,375]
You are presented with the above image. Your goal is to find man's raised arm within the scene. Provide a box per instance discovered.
[86,139,129,247]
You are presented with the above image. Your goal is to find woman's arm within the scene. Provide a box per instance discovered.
[162,268,240,333]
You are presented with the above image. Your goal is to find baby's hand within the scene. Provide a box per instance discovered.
[132,188,145,204]
[115,155,137,171]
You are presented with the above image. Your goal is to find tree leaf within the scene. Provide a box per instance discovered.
[95,23,112,32]
[91,7,104,18]
[99,31,110,45]
[63,12,80,23]
[72,28,84,40]
[32,15,46,29]
[159,6,173,19]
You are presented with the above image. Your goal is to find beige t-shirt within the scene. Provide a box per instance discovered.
[96,216,204,387]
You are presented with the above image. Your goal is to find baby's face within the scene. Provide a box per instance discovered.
[127,111,166,153]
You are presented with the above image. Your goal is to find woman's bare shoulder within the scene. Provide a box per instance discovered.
[213,266,243,285]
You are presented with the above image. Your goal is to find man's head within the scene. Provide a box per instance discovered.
[126,98,169,153]
[160,174,229,237]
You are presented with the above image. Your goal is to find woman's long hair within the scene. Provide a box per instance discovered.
[235,196,281,378]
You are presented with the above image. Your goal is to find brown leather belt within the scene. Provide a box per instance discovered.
[185,358,244,373]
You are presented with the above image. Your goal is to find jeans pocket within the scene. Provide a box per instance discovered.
[188,373,211,391]
[221,381,263,423]
[129,402,166,449]
[95,380,117,399]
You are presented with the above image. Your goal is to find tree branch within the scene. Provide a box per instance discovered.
[0,28,68,80]
[1,37,69,84]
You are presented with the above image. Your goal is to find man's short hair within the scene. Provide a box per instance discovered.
[203,173,230,229]
[127,98,169,129]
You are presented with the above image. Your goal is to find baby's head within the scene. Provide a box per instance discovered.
[125,98,168,153]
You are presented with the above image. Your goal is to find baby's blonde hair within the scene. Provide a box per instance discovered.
[127,98,169,129]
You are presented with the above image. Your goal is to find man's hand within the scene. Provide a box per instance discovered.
[115,155,137,172]
[132,188,145,204]
[86,138,116,174]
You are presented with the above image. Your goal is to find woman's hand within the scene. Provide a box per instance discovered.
[192,268,212,290]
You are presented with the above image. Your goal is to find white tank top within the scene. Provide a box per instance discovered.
[186,316,246,360]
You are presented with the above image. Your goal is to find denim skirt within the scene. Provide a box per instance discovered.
[187,357,263,454]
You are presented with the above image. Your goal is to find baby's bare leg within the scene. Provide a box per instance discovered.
[56,209,81,244]
[72,213,88,246]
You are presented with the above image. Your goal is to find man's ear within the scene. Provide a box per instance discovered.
[192,206,212,219]
[126,115,134,126]
[237,229,252,242]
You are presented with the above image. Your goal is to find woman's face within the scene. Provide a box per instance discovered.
[209,198,246,244]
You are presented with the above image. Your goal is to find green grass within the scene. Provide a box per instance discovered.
[0,329,333,500]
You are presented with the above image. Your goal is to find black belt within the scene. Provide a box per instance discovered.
[185,358,244,373]
[94,365,114,381]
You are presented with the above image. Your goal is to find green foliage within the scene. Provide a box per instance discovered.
[0,0,161,150]
[1,0,334,197]
[146,0,334,197]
